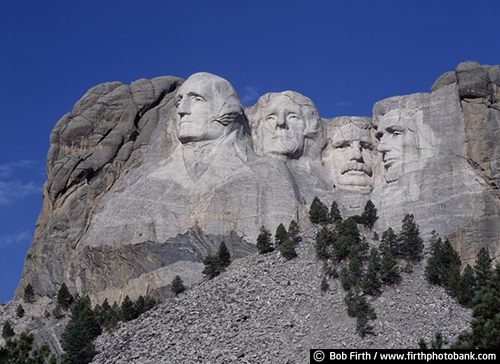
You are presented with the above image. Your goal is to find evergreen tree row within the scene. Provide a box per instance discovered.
[256,221,299,260]
[309,196,378,230]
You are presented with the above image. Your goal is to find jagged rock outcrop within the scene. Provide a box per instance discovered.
[91,230,471,363]
[15,76,184,301]
[15,62,500,306]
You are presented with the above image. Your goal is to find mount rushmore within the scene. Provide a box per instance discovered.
[15,61,500,304]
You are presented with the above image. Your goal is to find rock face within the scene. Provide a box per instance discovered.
[15,62,500,304]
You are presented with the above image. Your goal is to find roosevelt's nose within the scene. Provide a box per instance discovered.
[349,141,363,162]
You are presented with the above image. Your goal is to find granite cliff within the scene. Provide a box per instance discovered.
[15,62,500,304]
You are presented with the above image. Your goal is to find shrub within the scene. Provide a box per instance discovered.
[171,275,186,296]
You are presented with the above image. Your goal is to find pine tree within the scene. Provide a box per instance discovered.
[120,295,137,322]
[23,283,35,304]
[441,238,462,294]
[344,290,376,337]
[424,232,462,294]
[256,226,273,254]
[57,283,74,310]
[288,220,300,242]
[202,253,222,279]
[2,320,15,339]
[368,247,382,272]
[361,248,382,295]
[398,214,424,261]
[274,223,289,246]
[218,242,231,268]
[474,247,492,288]
[329,201,342,223]
[315,226,332,260]
[279,238,297,260]
[309,196,329,224]
[457,264,476,307]
[361,200,378,229]
[16,304,25,318]
[144,296,157,311]
[321,276,329,292]
[2,332,54,363]
[347,253,363,288]
[425,231,444,285]
[134,295,146,316]
[380,251,400,285]
[171,275,185,296]
[379,227,398,256]
[452,264,500,349]
[61,295,102,364]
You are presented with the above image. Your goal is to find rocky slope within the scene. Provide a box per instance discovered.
[0,297,69,357]
[91,227,471,364]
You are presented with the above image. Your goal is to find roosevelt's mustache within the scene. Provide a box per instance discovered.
[341,161,372,176]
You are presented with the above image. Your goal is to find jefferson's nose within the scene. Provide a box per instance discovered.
[275,112,288,129]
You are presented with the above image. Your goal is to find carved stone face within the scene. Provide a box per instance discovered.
[330,122,375,190]
[259,95,307,158]
[175,75,226,143]
[375,109,418,182]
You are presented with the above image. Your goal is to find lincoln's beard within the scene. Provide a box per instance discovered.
[384,163,403,183]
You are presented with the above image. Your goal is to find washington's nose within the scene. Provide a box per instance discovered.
[177,99,191,117]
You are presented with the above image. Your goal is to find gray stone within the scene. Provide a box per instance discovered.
[14,64,500,307]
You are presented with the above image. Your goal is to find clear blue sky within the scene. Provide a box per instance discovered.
[1,0,499,303]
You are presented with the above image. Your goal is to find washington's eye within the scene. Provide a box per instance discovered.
[288,114,298,120]
[393,131,402,137]
[194,96,204,103]
[266,115,277,122]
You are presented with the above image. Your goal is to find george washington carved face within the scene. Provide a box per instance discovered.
[175,73,242,144]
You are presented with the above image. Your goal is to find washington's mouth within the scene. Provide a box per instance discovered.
[340,161,372,176]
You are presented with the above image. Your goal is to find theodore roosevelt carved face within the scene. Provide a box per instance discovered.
[325,117,376,191]
[175,72,242,144]
[248,91,322,159]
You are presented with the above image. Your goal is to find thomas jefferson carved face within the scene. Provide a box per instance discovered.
[260,95,307,158]
[175,73,241,144]
[328,119,376,190]
[249,91,322,160]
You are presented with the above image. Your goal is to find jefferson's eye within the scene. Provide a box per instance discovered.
[288,114,298,120]
[266,115,277,122]
[194,96,204,102]
[393,131,402,137]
